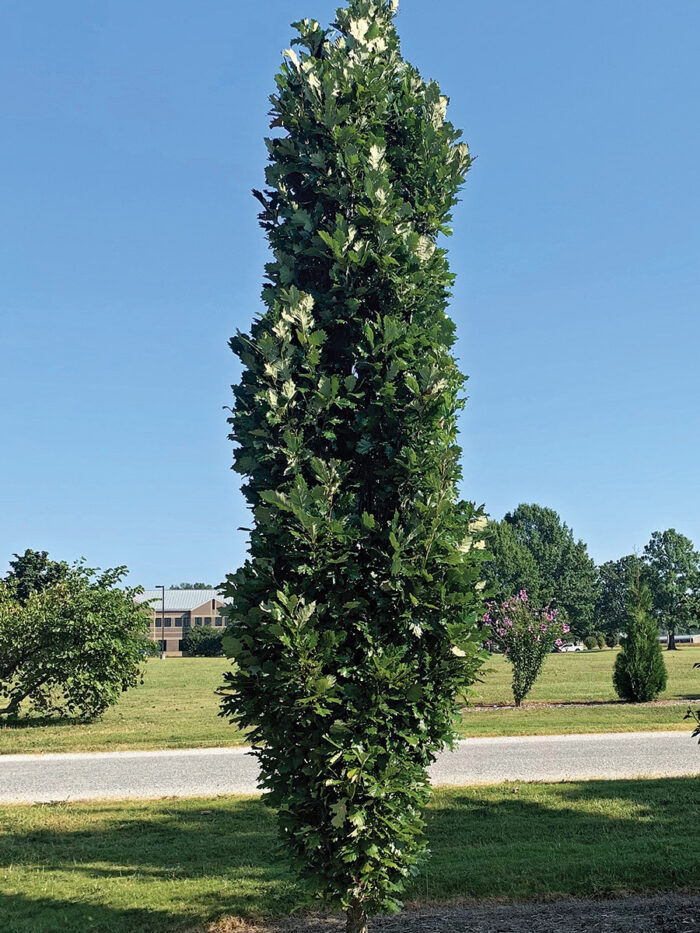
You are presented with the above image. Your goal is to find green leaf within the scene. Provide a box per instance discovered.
[406,684,424,702]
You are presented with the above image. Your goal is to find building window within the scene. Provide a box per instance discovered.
[194,617,202,626]
[204,617,212,626]
[182,616,190,628]
[163,618,172,627]
[211,598,216,610]
[215,616,223,627]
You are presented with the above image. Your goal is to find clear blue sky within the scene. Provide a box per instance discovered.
[2,0,699,586]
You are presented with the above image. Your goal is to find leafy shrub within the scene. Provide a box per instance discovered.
[220,2,485,927]
[483,592,569,706]
[182,626,224,657]
[605,631,620,648]
[0,564,151,720]
[594,631,606,648]
[584,635,598,651]
[613,572,667,702]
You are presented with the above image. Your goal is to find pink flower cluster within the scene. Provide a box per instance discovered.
[481,590,568,655]
[481,590,570,705]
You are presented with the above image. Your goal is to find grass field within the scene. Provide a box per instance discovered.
[1,648,698,755]
[0,778,697,933]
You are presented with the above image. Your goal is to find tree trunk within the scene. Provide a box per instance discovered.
[0,696,21,717]
[346,900,368,933]
[667,629,677,650]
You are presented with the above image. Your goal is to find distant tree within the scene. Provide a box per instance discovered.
[482,520,539,600]
[593,555,638,644]
[0,564,151,719]
[169,582,213,590]
[483,504,598,639]
[181,626,224,657]
[643,529,700,650]
[4,549,70,605]
[613,567,667,702]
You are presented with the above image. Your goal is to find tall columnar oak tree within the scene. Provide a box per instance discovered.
[221,2,485,929]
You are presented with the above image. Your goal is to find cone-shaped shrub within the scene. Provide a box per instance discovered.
[221,1,485,927]
[613,566,667,703]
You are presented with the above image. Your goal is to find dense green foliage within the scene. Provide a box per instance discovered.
[483,504,598,638]
[181,625,224,657]
[0,564,151,719]
[642,529,700,649]
[593,555,637,644]
[482,592,569,705]
[221,1,485,924]
[3,548,70,605]
[613,569,667,703]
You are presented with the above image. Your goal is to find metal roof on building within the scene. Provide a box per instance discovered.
[135,589,232,611]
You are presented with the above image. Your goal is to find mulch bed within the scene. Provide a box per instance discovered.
[461,699,694,712]
[207,894,700,933]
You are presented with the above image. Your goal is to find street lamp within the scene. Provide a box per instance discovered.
[156,585,165,658]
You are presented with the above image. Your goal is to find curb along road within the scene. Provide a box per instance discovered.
[0,731,697,803]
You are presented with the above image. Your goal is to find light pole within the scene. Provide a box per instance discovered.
[156,585,165,658]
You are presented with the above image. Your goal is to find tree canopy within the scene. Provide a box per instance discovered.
[483,504,597,638]
[642,529,700,649]
[220,2,484,928]
[3,548,70,605]
[593,554,638,644]
[0,563,151,720]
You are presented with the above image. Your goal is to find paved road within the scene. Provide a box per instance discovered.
[0,731,697,803]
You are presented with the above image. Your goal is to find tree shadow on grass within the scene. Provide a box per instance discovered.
[1,779,699,932]
[414,777,699,903]
[0,892,183,933]
[0,713,90,732]
[0,797,300,933]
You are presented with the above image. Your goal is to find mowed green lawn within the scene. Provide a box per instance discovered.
[1,648,699,754]
[1,778,697,933]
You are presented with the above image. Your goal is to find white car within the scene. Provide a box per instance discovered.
[557,642,584,652]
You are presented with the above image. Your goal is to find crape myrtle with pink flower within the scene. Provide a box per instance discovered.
[482,591,570,706]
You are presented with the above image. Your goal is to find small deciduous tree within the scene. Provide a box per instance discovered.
[0,564,151,719]
[221,2,485,929]
[482,592,569,706]
[613,567,667,703]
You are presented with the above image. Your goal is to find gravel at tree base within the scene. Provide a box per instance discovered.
[206,895,700,933]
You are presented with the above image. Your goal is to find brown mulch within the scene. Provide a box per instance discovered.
[461,699,696,712]
[204,894,700,933]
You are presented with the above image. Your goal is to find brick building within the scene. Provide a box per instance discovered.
[136,589,231,656]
